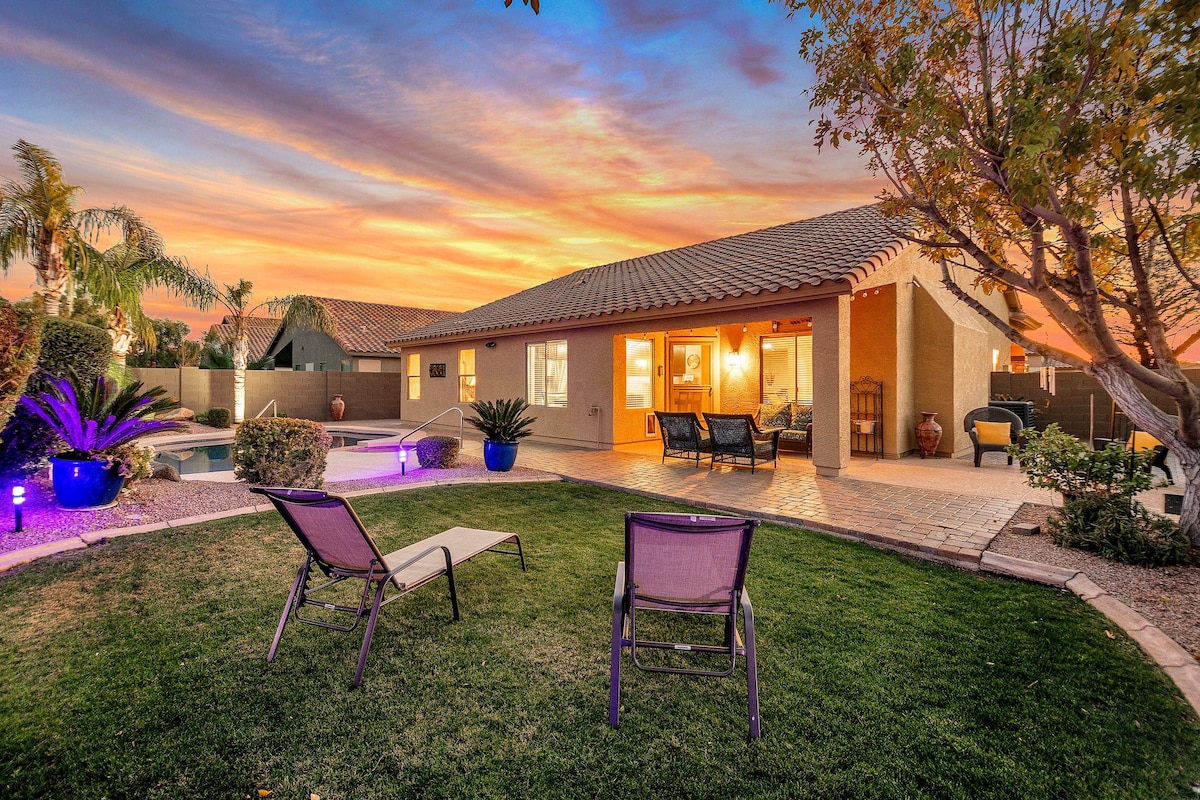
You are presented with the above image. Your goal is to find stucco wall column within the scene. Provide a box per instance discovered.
[811,295,851,476]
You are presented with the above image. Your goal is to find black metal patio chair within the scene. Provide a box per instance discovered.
[655,410,712,467]
[703,412,780,473]
[963,406,1024,468]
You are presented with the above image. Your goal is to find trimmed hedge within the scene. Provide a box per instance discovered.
[0,316,112,477]
[207,407,231,428]
[416,435,461,469]
[233,418,332,489]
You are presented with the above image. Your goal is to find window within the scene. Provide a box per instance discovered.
[760,335,813,404]
[458,349,476,403]
[406,353,421,400]
[527,339,568,407]
[358,359,381,373]
[625,339,653,409]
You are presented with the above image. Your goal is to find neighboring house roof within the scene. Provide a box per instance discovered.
[279,298,458,357]
[206,316,281,361]
[391,203,912,344]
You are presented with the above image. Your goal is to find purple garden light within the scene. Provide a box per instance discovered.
[11,485,24,533]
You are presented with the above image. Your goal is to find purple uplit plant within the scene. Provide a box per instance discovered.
[19,372,183,461]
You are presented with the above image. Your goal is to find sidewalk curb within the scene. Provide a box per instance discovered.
[978,551,1200,717]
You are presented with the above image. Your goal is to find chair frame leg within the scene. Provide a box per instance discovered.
[609,563,627,728]
[353,579,390,688]
[268,560,308,662]
[742,591,761,739]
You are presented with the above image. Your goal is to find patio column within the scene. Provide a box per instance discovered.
[810,295,851,476]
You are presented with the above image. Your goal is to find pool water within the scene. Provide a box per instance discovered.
[155,432,389,475]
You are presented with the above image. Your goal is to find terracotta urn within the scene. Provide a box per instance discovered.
[330,394,345,421]
[915,411,942,458]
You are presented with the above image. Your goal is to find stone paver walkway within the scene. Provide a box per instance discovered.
[521,443,1022,568]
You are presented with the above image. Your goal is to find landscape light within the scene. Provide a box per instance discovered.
[12,485,25,533]
[398,447,408,476]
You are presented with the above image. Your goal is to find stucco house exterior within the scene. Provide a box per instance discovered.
[388,204,1012,476]
[266,297,456,372]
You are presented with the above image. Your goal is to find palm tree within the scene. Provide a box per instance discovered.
[78,231,213,367]
[0,140,158,316]
[202,279,335,422]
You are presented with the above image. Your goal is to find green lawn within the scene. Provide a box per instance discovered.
[1,483,1197,799]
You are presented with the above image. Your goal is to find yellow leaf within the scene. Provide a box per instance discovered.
[1105,630,1115,639]
[258,791,272,797]
[311,795,321,800]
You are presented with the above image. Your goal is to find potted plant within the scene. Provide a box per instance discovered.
[19,372,182,509]
[465,398,537,471]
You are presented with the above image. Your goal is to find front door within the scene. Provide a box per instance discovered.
[667,339,715,415]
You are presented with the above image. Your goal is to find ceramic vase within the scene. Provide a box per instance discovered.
[915,412,943,458]
[330,394,345,421]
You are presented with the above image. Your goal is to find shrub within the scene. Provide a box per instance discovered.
[0,316,112,476]
[0,299,43,431]
[1048,494,1192,567]
[416,436,461,469]
[233,418,332,488]
[465,398,537,442]
[1014,424,1155,499]
[207,407,231,428]
[107,442,157,483]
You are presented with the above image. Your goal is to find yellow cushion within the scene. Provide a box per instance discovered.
[974,420,1012,445]
[1129,431,1162,451]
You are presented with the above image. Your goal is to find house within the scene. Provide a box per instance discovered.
[388,204,1012,476]
[266,298,456,372]
[206,316,282,362]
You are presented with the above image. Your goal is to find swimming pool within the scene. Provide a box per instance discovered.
[154,430,391,475]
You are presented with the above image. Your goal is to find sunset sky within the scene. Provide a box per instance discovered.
[0,0,889,336]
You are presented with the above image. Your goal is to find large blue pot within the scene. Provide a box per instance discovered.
[482,440,519,472]
[50,457,126,510]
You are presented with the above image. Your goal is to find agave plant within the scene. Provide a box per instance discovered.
[18,371,183,460]
[465,398,538,443]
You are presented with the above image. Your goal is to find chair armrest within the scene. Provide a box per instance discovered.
[740,587,754,626]
[613,561,627,615]
[383,543,454,588]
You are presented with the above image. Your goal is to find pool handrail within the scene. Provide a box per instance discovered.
[395,408,464,474]
[255,399,278,418]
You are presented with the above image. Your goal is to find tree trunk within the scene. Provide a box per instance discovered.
[36,235,69,317]
[107,310,135,369]
[232,336,249,423]
[1175,448,1200,549]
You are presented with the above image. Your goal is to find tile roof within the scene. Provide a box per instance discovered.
[207,316,281,361]
[392,203,912,344]
[309,298,457,356]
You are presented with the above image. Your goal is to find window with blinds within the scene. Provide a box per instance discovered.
[760,335,813,403]
[625,338,653,409]
[458,349,476,403]
[527,339,568,407]
[406,353,421,400]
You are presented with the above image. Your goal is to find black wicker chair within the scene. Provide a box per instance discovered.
[963,406,1024,468]
[654,411,711,467]
[702,413,780,473]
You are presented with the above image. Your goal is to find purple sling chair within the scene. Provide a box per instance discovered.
[253,487,525,688]
[610,512,762,738]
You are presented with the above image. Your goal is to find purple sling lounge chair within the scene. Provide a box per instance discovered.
[610,512,762,738]
[253,487,524,688]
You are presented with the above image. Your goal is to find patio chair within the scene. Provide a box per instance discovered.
[703,412,780,472]
[252,486,525,687]
[655,410,712,467]
[963,406,1023,468]
[610,512,761,738]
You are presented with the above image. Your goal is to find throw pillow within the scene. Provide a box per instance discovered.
[789,403,813,430]
[1129,431,1162,452]
[974,420,1011,445]
[758,403,790,428]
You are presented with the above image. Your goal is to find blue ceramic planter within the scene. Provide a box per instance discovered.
[482,440,519,472]
[50,457,126,510]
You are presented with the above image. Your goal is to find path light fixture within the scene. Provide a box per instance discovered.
[398,446,408,476]
[12,485,25,533]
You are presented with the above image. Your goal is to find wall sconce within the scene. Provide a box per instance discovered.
[726,350,743,369]
[12,485,25,533]
[771,321,779,333]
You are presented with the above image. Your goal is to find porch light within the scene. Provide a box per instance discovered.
[726,350,744,369]
[12,485,24,533]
